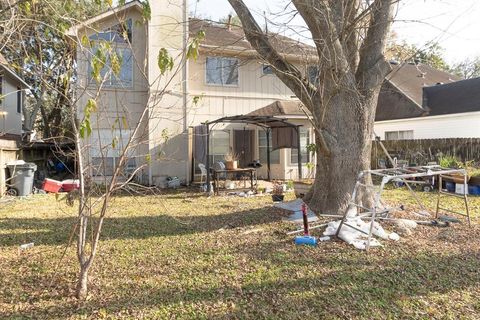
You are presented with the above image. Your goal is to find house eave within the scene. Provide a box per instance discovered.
[65,0,143,38]
[0,65,30,89]
[198,44,318,62]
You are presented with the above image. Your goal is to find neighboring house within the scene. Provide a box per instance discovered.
[67,0,318,185]
[0,53,29,195]
[373,63,480,140]
[0,53,28,138]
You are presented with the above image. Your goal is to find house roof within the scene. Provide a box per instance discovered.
[423,76,480,116]
[375,62,460,121]
[66,1,317,59]
[248,100,310,117]
[0,53,30,88]
[189,18,317,59]
[387,62,459,106]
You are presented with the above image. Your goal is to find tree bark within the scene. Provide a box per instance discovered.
[76,264,89,300]
[304,88,379,215]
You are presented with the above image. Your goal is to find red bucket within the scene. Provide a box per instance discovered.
[42,178,62,193]
[62,179,80,192]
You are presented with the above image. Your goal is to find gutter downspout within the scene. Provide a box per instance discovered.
[147,20,152,186]
[183,0,190,185]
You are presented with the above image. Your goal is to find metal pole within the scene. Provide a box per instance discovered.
[463,171,471,226]
[206,124,211,192]
[302,203,309,235]
[297,126,302,179]
[266,129,271,181]
[366,177,387,251]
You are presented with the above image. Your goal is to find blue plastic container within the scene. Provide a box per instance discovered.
[446,182,455,193]
[468,185,480,196]
[294,236,317,246]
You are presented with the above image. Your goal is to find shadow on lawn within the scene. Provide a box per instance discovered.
[0,205,284,247]
[9,249,480,318]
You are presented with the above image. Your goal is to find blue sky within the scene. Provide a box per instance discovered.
[189,0,480,64]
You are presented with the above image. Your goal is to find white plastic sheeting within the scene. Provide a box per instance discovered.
[323,218,400,250]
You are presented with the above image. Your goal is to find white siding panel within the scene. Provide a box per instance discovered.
[374,112,480,140]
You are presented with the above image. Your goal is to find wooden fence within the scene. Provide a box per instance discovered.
[371,138,480,169]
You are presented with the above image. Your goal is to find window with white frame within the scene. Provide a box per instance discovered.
[206,57,239,86]
[291,128,310,164]
[258,130,280,164]
[385,130,414,140]
[88,19,133,88]
[209,130,230,164]
[89,19,133,43]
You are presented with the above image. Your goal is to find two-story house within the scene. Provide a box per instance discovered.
[67,0,318,186]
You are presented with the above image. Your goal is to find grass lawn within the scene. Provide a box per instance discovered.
[1,188,480,319]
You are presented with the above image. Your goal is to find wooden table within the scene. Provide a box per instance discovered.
[212,168,257,195]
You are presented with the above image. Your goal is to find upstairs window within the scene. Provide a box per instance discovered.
[88,47,133,88]
[88,19,133,88]
[206,57,239,86]
[89,19,133,43]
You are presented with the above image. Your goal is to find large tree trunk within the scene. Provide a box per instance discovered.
[304,90,378,215]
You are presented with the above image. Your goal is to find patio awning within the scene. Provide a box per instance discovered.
[206,115,300,129]
[194,115,303,190]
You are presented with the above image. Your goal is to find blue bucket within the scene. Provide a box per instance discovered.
[468,185,480,196]
[446,182,455,193]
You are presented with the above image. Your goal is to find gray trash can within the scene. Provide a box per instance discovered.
[7,163,37,196]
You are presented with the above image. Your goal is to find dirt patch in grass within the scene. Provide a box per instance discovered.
[1,189,480,319]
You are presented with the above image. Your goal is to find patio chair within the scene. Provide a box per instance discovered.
[198,163,208,184]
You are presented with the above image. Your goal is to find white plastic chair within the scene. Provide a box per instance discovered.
[198,163,207,184]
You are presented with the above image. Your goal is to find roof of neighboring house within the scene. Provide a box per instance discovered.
[0,53,30,88]
[189,18,317,59]
[248,100,310,117]
[375,62,460,121]
[423,76,480,116]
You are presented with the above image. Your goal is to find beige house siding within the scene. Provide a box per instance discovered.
[147,0,189,186]
[74,8,150,182]
[187,54,314,181]
[187,56,295,125]
[73,1,316,185]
